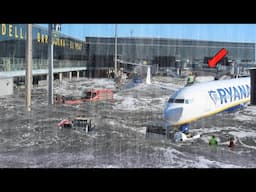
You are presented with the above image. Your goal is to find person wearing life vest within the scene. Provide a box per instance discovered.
[186,72,195,86]
[209,135,218,146]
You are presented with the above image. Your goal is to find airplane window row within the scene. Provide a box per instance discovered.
[168,98,194,104]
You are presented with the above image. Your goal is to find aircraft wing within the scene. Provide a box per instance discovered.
[151,76,215,91]
[150,81,180,91]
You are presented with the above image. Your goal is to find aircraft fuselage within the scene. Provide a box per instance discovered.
[163,77,250,126]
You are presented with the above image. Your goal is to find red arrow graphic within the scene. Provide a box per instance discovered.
[208,48,228,68]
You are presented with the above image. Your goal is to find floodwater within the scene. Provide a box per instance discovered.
[0,76,256,168]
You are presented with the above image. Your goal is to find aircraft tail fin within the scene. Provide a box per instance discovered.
[146,66,151,84]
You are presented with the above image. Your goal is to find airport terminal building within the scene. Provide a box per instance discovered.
[0,24,255,81]
[0,24,87,83]
[86,36,255,77]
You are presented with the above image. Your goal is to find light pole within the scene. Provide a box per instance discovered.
[48,24,54,105]
[48,24,61,105]
[25,24,32,111]
[114,24,118,77]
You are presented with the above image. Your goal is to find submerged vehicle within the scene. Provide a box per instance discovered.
[123,74,144,89]
[54,89,114,104]
[58,117,95,132]
[81,89,114,102]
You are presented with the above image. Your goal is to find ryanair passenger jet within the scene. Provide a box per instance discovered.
[163,77,250,127]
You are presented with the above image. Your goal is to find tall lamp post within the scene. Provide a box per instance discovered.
[48,24,61,105]
[114,24,118,77]
[25,24,32,111]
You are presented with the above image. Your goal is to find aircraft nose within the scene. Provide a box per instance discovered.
[163,106,183,123]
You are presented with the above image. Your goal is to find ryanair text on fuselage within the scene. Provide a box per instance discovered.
[208,84,250,105]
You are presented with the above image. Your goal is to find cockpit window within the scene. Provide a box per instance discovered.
[168,98,174,103]
[185,99,193,104]
[168,98,184,103]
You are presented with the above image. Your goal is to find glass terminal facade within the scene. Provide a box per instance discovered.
[86,36,255,76]
[0,24,255,79]
[0,24,87,72]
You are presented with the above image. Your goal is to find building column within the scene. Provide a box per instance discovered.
[250,69,256,105]
[69,72,72,80]
[77,71,80,79]
[59,73,62,82]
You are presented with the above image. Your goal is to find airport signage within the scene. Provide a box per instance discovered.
[1,24,83,51]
